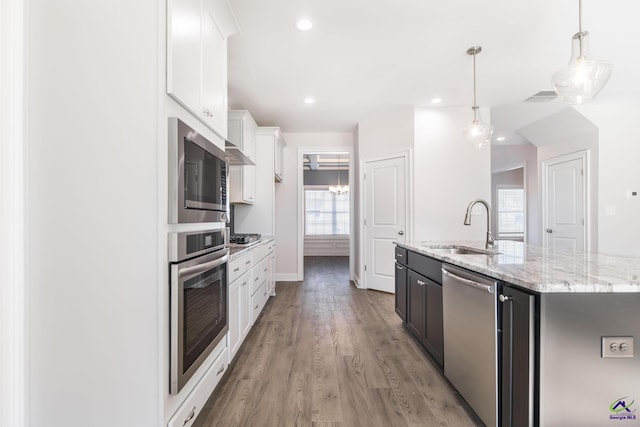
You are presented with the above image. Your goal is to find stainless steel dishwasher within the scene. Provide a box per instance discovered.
[442,265,498,427]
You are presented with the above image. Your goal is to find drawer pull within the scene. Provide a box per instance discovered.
[216,364,225,376]
[254,277,259,281]
[264,268,268,272]
[183,407,196,426]
[255,305,259,309]
[397,253,403,258]
[233,267,240,272]
[245,260,251,265]
[396,265,404,270]
[264,291,267,296]
[241,281,247,287]
[417,280,426,286]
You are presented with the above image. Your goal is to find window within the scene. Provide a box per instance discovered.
[496,187,525,239]
[305,189,349,235]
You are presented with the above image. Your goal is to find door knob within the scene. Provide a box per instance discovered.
[546,229,553,234]
[398,230,404,236]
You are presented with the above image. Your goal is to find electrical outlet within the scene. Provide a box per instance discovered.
[602,336,635,358]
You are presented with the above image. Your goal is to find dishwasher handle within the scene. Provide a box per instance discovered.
[442,268,495,294]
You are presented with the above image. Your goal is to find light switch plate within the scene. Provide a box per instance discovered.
[602,336,635,358]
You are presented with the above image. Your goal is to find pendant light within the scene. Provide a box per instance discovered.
[551,0,613,104]
[463,46,493,148]
[329,154,348,195]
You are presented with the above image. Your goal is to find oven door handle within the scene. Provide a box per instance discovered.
[179,253,229,281]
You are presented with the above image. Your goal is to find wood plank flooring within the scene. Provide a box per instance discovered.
[193,256,482,427]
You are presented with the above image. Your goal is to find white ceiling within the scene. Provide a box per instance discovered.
[226,0,640,135]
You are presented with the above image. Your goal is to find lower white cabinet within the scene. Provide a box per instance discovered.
[228,240,276,362]
[167,344,229,427]
[228,269,251,360]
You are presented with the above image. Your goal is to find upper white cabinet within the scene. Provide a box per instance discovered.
[274,132,286,182]
[228,110,257,204]
[167,0,239,138]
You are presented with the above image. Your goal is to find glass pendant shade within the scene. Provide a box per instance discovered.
[551,32,613,104]
[464,108,494,148]
[464,46,492,149]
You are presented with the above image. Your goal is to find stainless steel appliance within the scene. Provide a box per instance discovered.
[169,228,229,394]
[168,118,229,223]
[442,265,499,427]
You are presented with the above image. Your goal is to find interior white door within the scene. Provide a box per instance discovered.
[364,155,407,293]
[544,154,586,251]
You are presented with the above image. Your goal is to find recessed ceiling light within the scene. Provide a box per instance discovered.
[304,97,315,104]
[296,18,313,31]
[430,98,442,104]
[496,136,506,141]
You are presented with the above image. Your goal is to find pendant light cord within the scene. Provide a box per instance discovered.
[578,0,584,57]
[472,51,478,122]
[578,0,583,34]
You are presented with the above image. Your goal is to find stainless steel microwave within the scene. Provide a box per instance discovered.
[168,118,229,223]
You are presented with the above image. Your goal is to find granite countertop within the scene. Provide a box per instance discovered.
[396,240,640,293]
[229,236,275,260]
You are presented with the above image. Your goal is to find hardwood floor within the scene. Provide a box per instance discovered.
[193,256,482,427]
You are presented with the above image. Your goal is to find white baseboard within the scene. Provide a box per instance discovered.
[275,273,299,282]
[353,274,364,289]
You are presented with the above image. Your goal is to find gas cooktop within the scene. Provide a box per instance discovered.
[230,233,261,245]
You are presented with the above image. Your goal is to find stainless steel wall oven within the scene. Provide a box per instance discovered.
[169,228,229,394]
[168,117,229,223]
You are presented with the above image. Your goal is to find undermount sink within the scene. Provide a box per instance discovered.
[423,245,500,256]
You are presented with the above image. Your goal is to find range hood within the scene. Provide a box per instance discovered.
[225,140,255,165]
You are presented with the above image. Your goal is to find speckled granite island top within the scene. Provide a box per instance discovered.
[396,240,640,293]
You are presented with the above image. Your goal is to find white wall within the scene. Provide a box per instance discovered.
[576,105,640,256]
[304,236,350,256]
[27,1,160,426]
[275,133,354,280]
[413,108,491,242]
[492,143,540,244]
[357,107,415,160]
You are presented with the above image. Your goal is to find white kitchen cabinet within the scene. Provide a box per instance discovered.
[234,127,285,235]
[268,241,276,296]
[274,134,286,182]
[228,269,251,361]
[167,341,228,427]
[167,0,238,138]
[228,110,257,204]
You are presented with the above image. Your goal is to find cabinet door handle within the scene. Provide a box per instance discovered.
[245,260,251,265]
[241,281,247,287]
[255,305,259,309]
[396,265,404,270]
[233,267,240,272]
[183,407,196,426]
[216,364,225,376]
[499,294,512,303]
[397,253,403,258]
[264,268,268,272]
[254,277,259,281]
[417,280,426,286]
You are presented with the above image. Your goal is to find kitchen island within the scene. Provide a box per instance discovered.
[395,240,640,427]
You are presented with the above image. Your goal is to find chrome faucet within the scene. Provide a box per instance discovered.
[464,199,495,249]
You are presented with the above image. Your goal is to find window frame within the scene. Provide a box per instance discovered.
[303,185,350,237]
[495,185,526,241]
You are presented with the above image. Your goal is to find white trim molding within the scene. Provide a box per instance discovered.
[541,150,590,251]
[1,0,27,425]
[360,149,412,290]
[296,147,355,282]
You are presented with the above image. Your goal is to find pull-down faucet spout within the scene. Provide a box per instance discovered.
[464,199,495,249]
